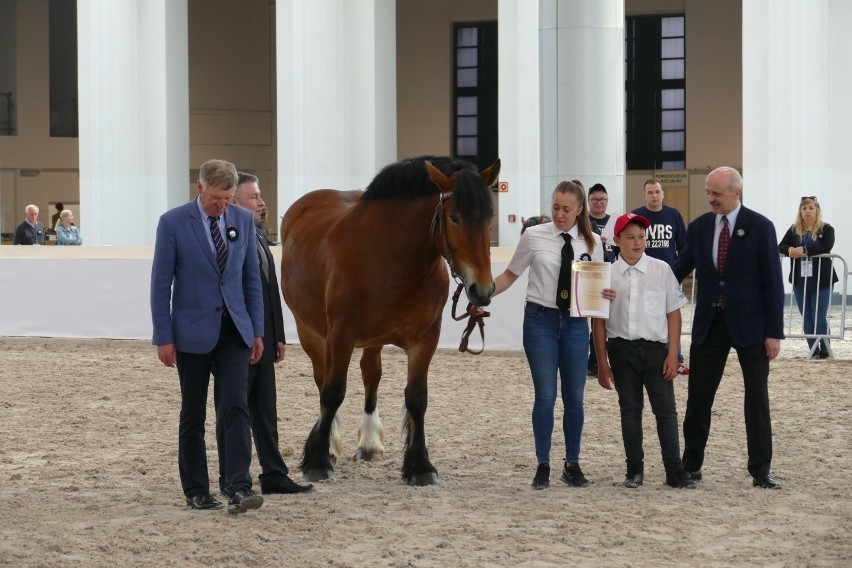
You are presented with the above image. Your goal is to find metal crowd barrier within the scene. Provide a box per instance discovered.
[679,253,849,359]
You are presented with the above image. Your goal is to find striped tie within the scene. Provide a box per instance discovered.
[209,216,228,272]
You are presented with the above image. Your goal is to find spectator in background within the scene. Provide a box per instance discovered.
[778,196,838,359]
[520,215,551,235]
[633,180,689,376]
[55,210,83,246]
[586,183,617,377]
[13,205,46,245]
[256,206,275,246]
[51,203,64,233]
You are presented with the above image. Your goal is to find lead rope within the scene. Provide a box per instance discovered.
[450,283,489,355]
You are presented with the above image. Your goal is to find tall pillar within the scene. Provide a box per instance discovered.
[497,0,542,247]
[743,0,852,264]
[77,0,188,245]
[276,0,397,219]
[539,0,625,222]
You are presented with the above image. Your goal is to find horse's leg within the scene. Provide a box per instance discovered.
[301,330,354,482]
[356,346,385,461]
[401,341,440,486]
[296,321,343,480]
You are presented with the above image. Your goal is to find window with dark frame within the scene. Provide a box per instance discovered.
[625,15,685,170]
[452,22,498,171]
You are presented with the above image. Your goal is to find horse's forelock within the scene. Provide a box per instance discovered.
[451,169,494,223]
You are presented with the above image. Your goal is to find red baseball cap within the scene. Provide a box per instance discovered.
[613,212,651,236]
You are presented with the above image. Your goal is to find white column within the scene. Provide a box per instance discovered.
[77,0,188,245]
[276,0,397,218]
[540,0,625,219]
[743,0,852,265]
[497,0,542,247]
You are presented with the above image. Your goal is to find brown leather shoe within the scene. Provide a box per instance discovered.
[185,491,223,510]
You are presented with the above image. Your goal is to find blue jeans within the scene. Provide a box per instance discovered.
[793,285,831,353]
[522,302,589,465]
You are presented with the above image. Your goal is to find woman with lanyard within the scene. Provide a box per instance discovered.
[484,180,604,489]
[778,196,838,359]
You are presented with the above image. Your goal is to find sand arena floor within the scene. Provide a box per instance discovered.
[0,337,850,567]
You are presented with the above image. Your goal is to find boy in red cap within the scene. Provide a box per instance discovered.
[593,212,696,489]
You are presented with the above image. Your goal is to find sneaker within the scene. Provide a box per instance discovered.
[531,463,550,490]
[677,360,690,375]
[560,462,591,487]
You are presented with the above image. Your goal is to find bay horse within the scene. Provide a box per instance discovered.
[280,156,500,485]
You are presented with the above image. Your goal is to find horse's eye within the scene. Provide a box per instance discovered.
[449,215,459,224]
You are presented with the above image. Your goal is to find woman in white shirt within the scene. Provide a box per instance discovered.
[489,180,603,489]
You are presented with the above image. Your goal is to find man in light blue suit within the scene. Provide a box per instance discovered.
[151,159,266,513]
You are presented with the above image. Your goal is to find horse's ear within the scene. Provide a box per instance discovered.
[424,161,454,192]
[479,159,501,187]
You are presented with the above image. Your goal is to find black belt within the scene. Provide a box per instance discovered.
[608,337,666,348]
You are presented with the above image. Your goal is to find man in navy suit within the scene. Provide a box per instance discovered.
[151,159,266,512]
[215,172,313,495]
[673,166,784,489]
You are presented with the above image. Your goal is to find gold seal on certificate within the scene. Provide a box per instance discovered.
[570,261,611,317]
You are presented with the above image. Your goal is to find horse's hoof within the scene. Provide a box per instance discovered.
[355,448,384,461]
[303,469,336,482]
[407,472,440,486]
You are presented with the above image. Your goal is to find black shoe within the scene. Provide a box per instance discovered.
[227,487,264,513]
[818,351,830,360]
[665,471,698,489]
[531,463,550,490]
[623,472,644,488]
[185,491,224,510]
[560,462,591,487]
[752,473,782,489]
[586,364,598,378]
[684,469,702,482]
[262,475,314,495]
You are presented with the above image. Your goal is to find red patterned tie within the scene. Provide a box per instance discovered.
[717,215,729,308]
[717,215,729,273]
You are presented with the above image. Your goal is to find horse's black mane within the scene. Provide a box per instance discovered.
[362,156,494,221]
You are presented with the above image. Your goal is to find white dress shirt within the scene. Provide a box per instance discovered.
[507,221,604,312]
[604,253,687,343]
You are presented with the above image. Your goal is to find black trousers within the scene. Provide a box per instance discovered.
[176,314,253,498]
[215,333,289,492]
[682,311,773,477]
[607,338,681,471]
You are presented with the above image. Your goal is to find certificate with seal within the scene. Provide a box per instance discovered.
[570,261,611,318]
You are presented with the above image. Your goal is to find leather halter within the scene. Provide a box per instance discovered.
[430,190,490,355]
[430,191,459,280]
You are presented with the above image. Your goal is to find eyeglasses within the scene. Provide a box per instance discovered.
[589,198,609,203]
[800,196,817,201]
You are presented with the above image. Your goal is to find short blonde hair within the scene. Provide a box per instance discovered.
[199,159,238,190]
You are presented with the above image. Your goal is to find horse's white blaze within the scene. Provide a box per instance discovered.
[329,414,343,462]
[357,409,385,456]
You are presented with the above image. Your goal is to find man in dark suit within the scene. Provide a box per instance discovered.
[673,166,784,489]
[215,172,313,495]
[12,204,46,245]
[151,159,266,513]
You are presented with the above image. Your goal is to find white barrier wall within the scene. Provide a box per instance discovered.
[0,247,529,350]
